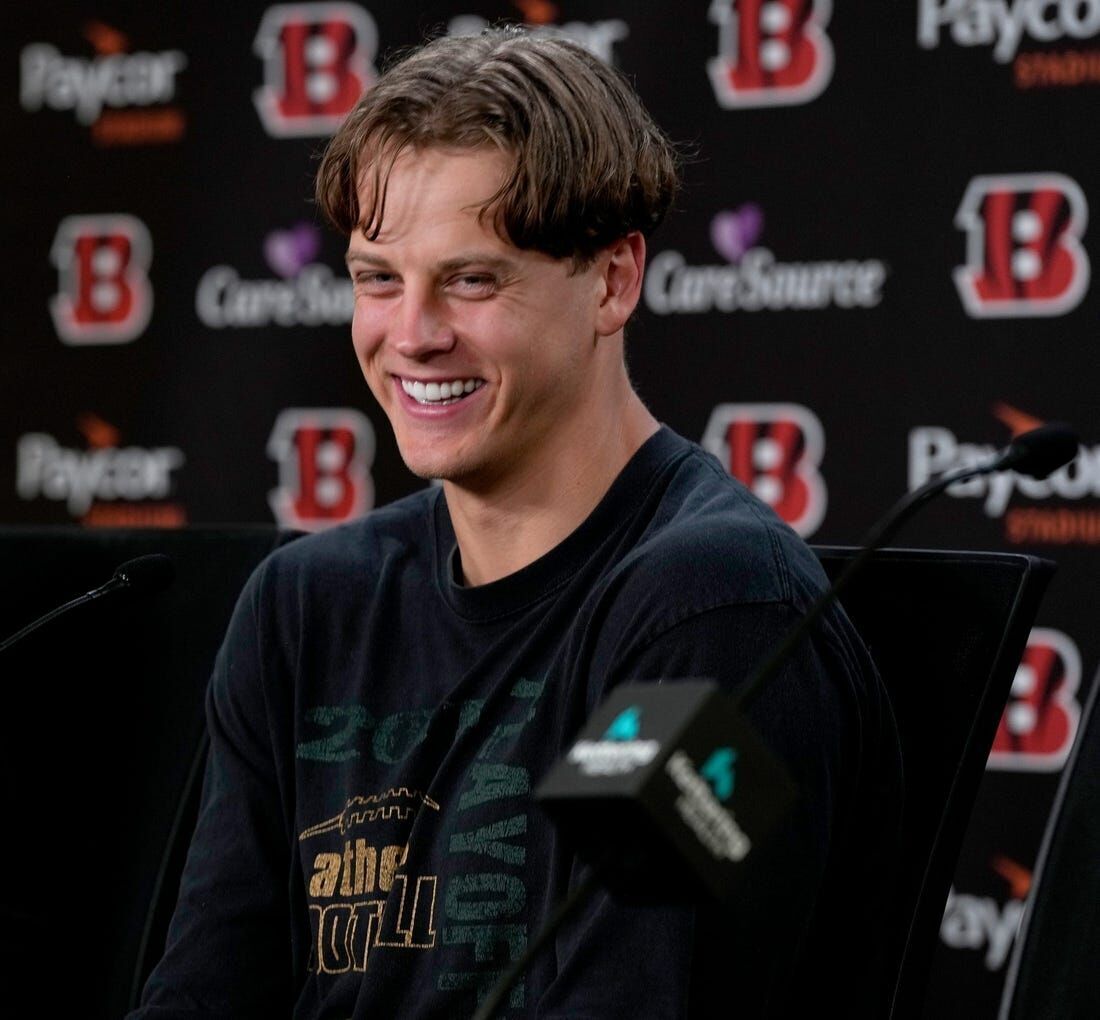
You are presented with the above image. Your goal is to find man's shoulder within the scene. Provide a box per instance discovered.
[255,487,437,589]
[622,437,828,612]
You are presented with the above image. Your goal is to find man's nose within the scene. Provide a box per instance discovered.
[389,287,455,357]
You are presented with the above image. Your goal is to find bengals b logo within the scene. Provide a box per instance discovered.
[955,173,1090,318]
[253,2,378,137]
[989,628,1082,772]
[707,0,834,108]
[49,214,153,345]
[267,409,375,531]
[702,403,827,538]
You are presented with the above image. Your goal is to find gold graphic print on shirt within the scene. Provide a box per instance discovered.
[301,788,440,974]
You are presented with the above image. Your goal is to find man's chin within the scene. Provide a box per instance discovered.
[401,453,469,485]
[401,451,499,491]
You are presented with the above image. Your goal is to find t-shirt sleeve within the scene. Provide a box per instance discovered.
[128,566,296,1019]
[535,600,868,1019]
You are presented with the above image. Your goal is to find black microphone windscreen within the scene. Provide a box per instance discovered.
[112,553,175,594]
[1007,423,1079,479]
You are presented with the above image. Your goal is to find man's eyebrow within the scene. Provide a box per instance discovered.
[345,251,390,268]
[344,250,519,274]
[435,253,518,275]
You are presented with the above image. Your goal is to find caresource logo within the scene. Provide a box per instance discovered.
[196,222,353,329]
[16,414,185,527]
[267,408,375,531]
[20,21,186,145]
[708,0,834,108]
[955,173,1089,318]
[254,2,377,137]
[645,204,886,315]
[702,403,827,538]
[988,627,1082,772]
[50,214,153,345]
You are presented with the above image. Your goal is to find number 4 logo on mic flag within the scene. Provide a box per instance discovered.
[604,707,642,741]
[701,747,738,801]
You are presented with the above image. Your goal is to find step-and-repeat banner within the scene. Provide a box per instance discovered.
[4,2,1097,1015]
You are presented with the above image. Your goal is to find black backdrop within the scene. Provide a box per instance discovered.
[3,3,1099,1015]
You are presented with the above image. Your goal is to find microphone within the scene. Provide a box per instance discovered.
[470,422,1079,1020]
[110,553,175,593]
[735,422,1078,709]
[997,421,1078,479]
[0,553,175,654]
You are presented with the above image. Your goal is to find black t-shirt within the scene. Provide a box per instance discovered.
[133,426,902,1019]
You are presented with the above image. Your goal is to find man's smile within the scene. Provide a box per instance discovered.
[396,375,487,407]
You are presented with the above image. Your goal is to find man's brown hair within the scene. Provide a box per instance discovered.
[315,26,679,265]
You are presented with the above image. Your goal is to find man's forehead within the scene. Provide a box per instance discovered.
[354,144,510,205]
[352,145,513,243]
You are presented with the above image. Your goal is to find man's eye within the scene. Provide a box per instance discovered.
[451,274,496,295]
[355,272,399,292]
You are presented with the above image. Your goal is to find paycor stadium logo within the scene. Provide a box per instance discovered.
[16,414,186,527]
[20,21,186,145]
[919,0,1100,88]
[908,405,1100,544]
[941,856,1031,973]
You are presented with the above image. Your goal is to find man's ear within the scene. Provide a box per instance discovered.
[594,232,646,337]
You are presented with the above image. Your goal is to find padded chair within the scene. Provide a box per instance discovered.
[0,526,298,1020]
[998,658,1100,1020]
[812,546,1054,1019]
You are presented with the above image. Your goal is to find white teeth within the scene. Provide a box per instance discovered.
[400,377,484,405]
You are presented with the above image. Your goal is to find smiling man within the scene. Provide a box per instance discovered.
[341,143,658,583]
[132,28,902,1020]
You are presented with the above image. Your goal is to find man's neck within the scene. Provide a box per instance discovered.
[444,395,659,586]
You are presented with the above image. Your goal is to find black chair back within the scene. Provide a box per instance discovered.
[998,659,1100,1020]
[813,546,1055,1019]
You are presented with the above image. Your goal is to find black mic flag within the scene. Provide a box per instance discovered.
[536,680,797,904]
